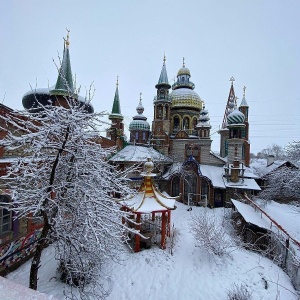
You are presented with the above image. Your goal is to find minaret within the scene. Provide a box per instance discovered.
[239,86,250,166]
[108,76,124,148]
[219,77,237,158]
[50,29,75,100]
[129,93,150,145]
[152,54,171,155]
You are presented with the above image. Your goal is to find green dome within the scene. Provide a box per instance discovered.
[129,120,150,131]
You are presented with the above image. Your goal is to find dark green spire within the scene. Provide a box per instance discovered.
[155,54,171,89]
[51,30,75,97]
[109,77,123,120]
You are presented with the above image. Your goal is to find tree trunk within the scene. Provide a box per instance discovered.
[29,212,50,290]
[29,126,70,290]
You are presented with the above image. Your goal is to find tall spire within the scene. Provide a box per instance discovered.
[240,85,249,107]
[109,76,123,120]
[51,29,75,97]
[221,77,237,129]
[157,54,170,86]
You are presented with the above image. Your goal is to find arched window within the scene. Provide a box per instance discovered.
[183,173,197,201]
[135,132,139,141]
[183,117,189,130]
[171,176,180,197]
[173,116,180,131]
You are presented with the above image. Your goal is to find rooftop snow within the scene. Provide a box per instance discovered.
[109,145,172,163]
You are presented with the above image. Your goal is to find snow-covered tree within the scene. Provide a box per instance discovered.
[259,166,300,203]
[0,98,136,299]
[285,140,300,166]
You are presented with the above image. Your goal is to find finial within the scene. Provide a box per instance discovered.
[139,92,142,101]
[230,76,235,85]
[116,75,119,87]
[183,57,185,67]
[163,52,166,65]
[64,28,70,48]
[243,86,246,97]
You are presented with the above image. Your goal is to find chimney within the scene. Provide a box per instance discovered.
[267,155,275,167]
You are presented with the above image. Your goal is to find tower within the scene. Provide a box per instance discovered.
[108,77,124,149]
[239,86,250,166]
[226,106,246,164]
[152,55,171,155]
[22,30,93,114]
[129,94,150,145]
[168,58,204,161]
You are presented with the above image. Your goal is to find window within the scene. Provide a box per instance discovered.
[0,195,12,234]
[135,132,139,141]
[142,132,146,141]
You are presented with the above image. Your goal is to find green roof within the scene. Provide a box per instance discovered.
[51,43,75,97]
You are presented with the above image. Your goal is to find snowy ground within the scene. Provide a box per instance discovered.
[5,202,299,300]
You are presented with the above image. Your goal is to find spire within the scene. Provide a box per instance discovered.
[136,92,145,115]
[182,57,185,67]
[157,54,170,86]
[109,76,123,120]
[221,77,237,129]
[240,85,249,107]
[51,29,75,97]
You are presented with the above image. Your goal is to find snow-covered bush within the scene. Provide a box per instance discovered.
[227,283,253,300]
[190,211,236,256]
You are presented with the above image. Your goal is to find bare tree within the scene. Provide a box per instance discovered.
[262,144,286,160]
[190,211,237,257]
[0,98,136,299]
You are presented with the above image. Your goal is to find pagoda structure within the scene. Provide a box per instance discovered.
[118,158,177,252]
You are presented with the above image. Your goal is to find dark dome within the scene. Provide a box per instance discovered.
[22,88,94,113]
[22,88,53,112]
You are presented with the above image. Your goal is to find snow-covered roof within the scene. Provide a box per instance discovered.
[162,162,182,180]
[200,164,226,188]
[231,199,272,230]
[225,178,261,191]
[250,159,290,178]
[109,145,172,163]
[118,168,177,213]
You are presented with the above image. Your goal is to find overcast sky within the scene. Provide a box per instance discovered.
[0,0,299,154]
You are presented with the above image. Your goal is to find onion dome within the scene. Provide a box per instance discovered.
[129,94,150,131]
[109,77,123,120]
[227,107,245,125]
[196,106,210,127]
[177,66,191,76]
